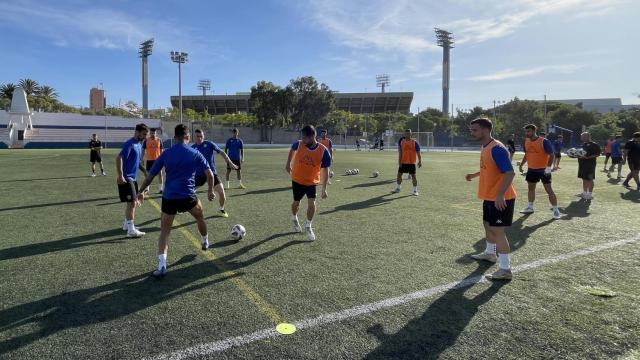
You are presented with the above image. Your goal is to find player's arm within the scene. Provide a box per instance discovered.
[220,150,239,170]
[397,139,403,165]
[543,139,555,173]
[137,156,164,202]
[285,142,298,173]
[320,149,331,199]
[205,168,215,201]
[240,141,244,162]
[416,142,422,167]
[465,172,480,181]
[492,146,515,210]
[518,152,527,172]
[116,154,125,184]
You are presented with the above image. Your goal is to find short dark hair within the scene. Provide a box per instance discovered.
[470,117,493,130]
[301,125,316,137]
[92,133,96,136]
[615,135,622,139]
[232,128,238,133]
[405,129,412,132]
[135,123,149,132]
[523,124,537,131]
[194,129,203,134]
[174,124,188,138]
[320,129,327,134]
[150,128,157,132]
[633,132,640,138]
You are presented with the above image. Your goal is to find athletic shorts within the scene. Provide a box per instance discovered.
[555,152,562,159]
[195,174,221,187]
[146,160,156,171]
[161,195,198,215]
[526,170,551,184]
[90,151,102,163]
[611,156,623,165]
[292,181,316,201]
[578,162,596,180]
[118,180,138,203]
[483,199,515,227]
[227,159,242,170]
[398,164,416,175]
[629,160,640,171]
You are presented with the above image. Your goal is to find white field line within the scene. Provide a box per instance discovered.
[146,234,640,360]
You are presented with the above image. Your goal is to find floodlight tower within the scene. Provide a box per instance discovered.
[198,79,211,116]
[435,28,454,115]
[139,38,154,119]
[170,51,189,123]
[376,74,390,93]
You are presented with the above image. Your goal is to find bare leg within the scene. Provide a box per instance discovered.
[306,198,316,221]
[188,200,207,236]
[411,173,418,187]
[215,183,226,208]
[527,182,536,203]
[158,213,175,256]
[125,202,135,221]
[543,183,558,206]
[292,200,300,217]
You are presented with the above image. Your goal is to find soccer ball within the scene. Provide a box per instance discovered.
[372,170,380,178]
[329,170,334,178]
[345,169,352,175]
[566,148,584,158]
[231,224,246,241]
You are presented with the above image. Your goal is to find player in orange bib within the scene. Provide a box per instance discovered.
[391,129,422,195]
[142,128,164,194]
[317,129,334,184]
[285,125,331,241]
[518,124,560,219]
[465,117,517,281]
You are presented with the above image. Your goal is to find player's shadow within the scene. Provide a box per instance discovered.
[0,196,114,213]
[231,186,290,197]
[560,199,592,219]
[365,262,507,359]
[218,232,306,269]
[321,194,412,214]
[0,218,159,262]
[0,255,242,356]
[0,175,91,183]
[619,191,640,203]
[607,177,623,184]
[345,179,395,189]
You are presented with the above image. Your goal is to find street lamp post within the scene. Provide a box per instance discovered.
[170,51,189,123]
[139,39,154,119]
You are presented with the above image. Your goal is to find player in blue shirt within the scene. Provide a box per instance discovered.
[137,124,216,278]
[116,123,149,238]
[225,128,245,189]
[192,129,238,217]
[552,135,564,170]
[607,135,624,179]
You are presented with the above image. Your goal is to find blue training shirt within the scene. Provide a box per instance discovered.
[492,146,514,173]
[225,138,244,161]
[553,140,563,153]
[192,140,222,175]
[149,143,210,200]
[291,141,332,168]
[611,141,622,157]
[119,137,143,181]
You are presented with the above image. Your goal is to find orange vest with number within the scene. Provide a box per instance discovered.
[400,138,418,164]
[478,140,517,201]
[145,138,163,160]
[524,137,549,169]
[291,141,327,186]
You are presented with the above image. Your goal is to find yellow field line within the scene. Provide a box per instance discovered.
[147,198,286,325]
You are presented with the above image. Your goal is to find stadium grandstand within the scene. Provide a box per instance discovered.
[539,98,640,113]
[170,91,414,115]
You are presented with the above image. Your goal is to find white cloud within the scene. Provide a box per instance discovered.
[468,64,585,81]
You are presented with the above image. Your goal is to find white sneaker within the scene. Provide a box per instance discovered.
[575,192,586,198]
[583,193,593,200]
[127,229,146,238]
[551,208,561,219]
[412,190,419,196]
[122,220,128,231]
[391,188,401,194]
[292,218,302,233]
[305,227,316,241]
[91,173,96,177]
[101,172,107,176]
[520,205,535,214]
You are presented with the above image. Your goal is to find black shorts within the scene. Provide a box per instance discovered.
[292,181,316,201]
[227,159,242,170]
[398,164,416,175]
[555,152,562,159]
[118,180,138,203]
[483,199,515,227]
[161,195,198,215]
[611,156,623,165]
[629,160,640,171]
[195,174,221,187]
[146,160,156,171]
[525,170,551,184]
[578,162,597,180]
[90,151,102,163]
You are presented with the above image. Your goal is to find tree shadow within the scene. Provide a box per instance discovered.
[607,177,623,184]
[0,218,160,262]
[619,191,640,203]
[560,199,592,220]
[231,186,290,197]
[0,197,114,213]
[345,179,395,189]
[321,195,412,215]
[0,175,92,183]
[0,232,306,354]
[365,263,507,360]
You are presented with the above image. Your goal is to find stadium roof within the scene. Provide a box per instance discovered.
[170,92,414,115]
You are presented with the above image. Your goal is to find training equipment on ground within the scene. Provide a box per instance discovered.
[372,170,380,178]
[354,169,359,174]
[231,224,246,240]
[345,169,352,175]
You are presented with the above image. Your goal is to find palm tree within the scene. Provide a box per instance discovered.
[18,78,40,96]
[0,83,16,99]
[38,85,59,101]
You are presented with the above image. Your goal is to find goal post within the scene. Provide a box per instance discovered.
[389,132,435,151]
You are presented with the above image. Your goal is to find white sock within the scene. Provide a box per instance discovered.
[239,180,243,185]
[396,184,401,190]
[126,220,135,232]
[201,234,209,244]
[291,214,298,222]
[498,253,510,270]
[158,254,167,270]
[226,181,230,188]
[552,205,558,210]
[219,206,225,211]
[305,219,312,228]
[528,202,534,207]
[485,242,496,255]
[412,186,417,192]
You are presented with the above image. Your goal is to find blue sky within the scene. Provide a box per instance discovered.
[0,0,638,112]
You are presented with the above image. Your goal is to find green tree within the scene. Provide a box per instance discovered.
[250,81,281,142]
[18,79,40,96]
[37,85,59,101]
[0,83,16,99]
[289,76,335,128]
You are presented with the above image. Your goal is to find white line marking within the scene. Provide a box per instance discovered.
[145,234,640,360]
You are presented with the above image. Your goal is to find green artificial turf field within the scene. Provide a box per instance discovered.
[0,148,638,359]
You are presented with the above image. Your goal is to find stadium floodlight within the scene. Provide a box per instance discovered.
[435,28,454,115]
[198,79,211,117]
[170,51,189,123]
[139,39,154,119]
[376,74,390,93]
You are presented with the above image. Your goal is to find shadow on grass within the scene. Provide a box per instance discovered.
[321,194,412,215]
[0,218,160,262]
[231,186,290,197]
[0,196,114,213]
[607,177,623,184]
[0,175,92,183]
[365,262,507,359]
[619,191,640,203]
[560,199,592,219]
[0,232,306,355]
[345,179,395,189]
